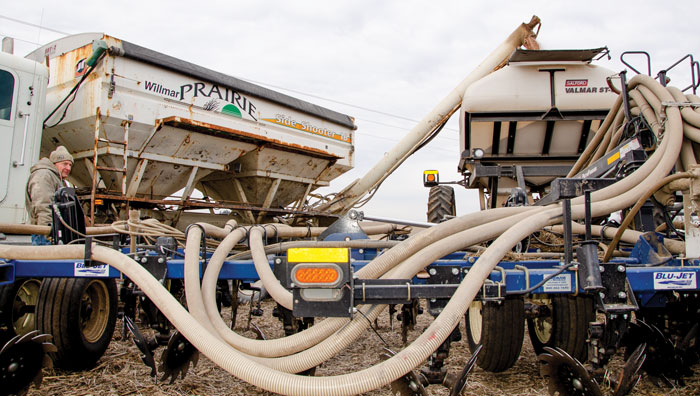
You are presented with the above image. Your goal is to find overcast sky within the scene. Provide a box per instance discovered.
[2,1,700,222]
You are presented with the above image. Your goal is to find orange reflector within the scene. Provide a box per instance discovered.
[423,170,439,187]
[94,199,104,205]
[294,267,339,284]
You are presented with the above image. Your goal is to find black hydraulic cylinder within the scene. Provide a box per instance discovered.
[576,240,603,291]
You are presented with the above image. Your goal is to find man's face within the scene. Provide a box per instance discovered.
[55,160,72,178]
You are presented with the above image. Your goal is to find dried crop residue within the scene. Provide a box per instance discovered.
[27,299,700,396]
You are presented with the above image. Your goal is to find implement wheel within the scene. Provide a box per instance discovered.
[465,297,525,372]
[0,278,42,339]
[527,294,594,362]
[427,185,456,223]
[36,278,117,370]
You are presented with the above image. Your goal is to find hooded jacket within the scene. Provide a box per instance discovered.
[25,158,64,226]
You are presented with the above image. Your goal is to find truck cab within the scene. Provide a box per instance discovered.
[0,49,48,224]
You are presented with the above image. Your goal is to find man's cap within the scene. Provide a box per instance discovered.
[49,146,74,164]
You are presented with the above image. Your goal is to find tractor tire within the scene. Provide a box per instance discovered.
[0,278,42,340]
[527,294,594,362]
[36,277,117,370]
[427,185,456,223]
[237,281,268,304]
[465,297,525,372]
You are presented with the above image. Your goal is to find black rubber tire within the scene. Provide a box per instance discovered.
[36,278,118,370]
[465,297,525,372]
[237,281,268,304]
[0,278,42,339]
[527,294,594,362]
[427,185,456,223]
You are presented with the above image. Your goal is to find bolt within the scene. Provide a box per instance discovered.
[623,314,628,320]
[429,268,437,276]
[618,291,627,299]
[157,257,165,264]
[599,347,605,354]
[134,256,139,261]
[344,236,351,241]
[599,265,605,272]
[409,382,419,392]
[599,292,605,299]
[430,298,437,303]
[617,265,626,273]
[359,249,364,254]
[275,258,282,264]
[452,268,459,276]
[141,257,147,264]
[468,257,475,263]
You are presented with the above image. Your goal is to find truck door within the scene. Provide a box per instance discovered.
[0,68,17,202]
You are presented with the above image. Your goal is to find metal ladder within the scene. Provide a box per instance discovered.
[89,109,131,225]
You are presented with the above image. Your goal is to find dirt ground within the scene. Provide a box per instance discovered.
[26,299,700,396]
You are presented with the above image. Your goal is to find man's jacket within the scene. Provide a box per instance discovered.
[25,158,63,226]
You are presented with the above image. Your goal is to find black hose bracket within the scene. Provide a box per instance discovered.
[84,236,93,267]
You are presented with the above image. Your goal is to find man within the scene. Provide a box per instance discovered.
[25,146,73,245]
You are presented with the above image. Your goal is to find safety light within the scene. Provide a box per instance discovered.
[94,199,104,205]
[285,247,353,317]
[292,264,341,287]
[423,170,439,187]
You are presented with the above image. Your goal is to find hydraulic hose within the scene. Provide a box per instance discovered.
[203,162,659,371]
[0,221,543,396]
[567,95,623,176]
[547,223,685,255]
[668,87,700,128]
[248,222,398,311]
[570,75,683,210]
[589,110,625,164]
[1,70,693,395]
[0,223,126,236]
[198,207,531,360]
[183,225,221,336]
[199,103,680,366]
[200,208,554,374]
[602,172,692,262]
[249,226,294,310]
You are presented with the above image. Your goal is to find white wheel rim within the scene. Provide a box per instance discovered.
[468,301,483,343]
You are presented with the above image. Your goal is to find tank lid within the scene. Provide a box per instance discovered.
[508,47,608,63]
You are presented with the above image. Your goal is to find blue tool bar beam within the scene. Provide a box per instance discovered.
[3,255,699,295]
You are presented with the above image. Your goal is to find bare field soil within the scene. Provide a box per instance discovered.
[27,299,699,396]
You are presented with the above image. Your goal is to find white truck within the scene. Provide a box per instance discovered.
[0,45,48,224]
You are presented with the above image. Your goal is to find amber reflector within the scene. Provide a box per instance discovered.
[294,267,339,284]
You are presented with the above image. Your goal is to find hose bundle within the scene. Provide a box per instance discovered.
[2,73,699,396]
